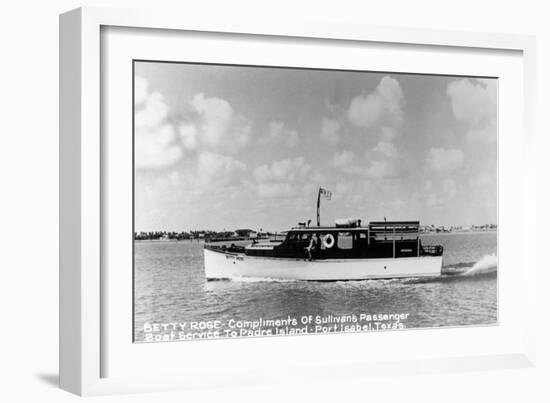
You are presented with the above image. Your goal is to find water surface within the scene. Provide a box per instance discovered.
[134,232,497,342]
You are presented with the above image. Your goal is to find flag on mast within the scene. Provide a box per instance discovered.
[317,186,332,226]
[319,187,332,200]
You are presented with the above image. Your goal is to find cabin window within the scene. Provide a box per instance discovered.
[354,232,368,247]
[285,233,301,245]
[337,232,353,250]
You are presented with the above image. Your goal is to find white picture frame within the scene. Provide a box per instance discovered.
[59,6,537,396]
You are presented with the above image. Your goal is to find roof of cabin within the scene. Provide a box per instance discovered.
[289,221,420,232]
[289,226,367,232]
[369,221,419,226]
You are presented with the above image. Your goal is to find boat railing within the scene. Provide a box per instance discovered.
[205,244,246,254]
[205,236,247,242]
[420,245,444,256]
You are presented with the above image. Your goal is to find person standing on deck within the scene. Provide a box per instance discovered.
[306,234,318,261]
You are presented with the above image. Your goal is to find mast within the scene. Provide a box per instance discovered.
[317,187,321,226]
[317,187,331,226]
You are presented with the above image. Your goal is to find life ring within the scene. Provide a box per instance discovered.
[323,234,335,249]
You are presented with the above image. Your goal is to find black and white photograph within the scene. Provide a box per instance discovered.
[133,61,498,343]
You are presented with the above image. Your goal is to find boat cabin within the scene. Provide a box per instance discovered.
[246,220,442,259]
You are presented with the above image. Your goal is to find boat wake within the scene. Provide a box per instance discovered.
[441,253,497,277]
[463,253,498,275]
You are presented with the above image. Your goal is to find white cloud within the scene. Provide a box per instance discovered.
[447,78,497,143]
[330,150,355,168]
[320,118,341,145]
[179,93,251,153]
[332,142,399,179]
[134,76,149,106]
[423,179,458,208]
[191,93,232,146]
[253,157,311,183]
[164,152,247,199]
[341,160,398,179]
[260,121,299,148]
[426,193,443,207]
[134,77,182,169]
[195,152,246,188]
[427,147,464,173]
[179,123,198,150]
[135,91,168,130]
[373,141,397,158]
[379,127,399,141]
[363,159,398,178]
[334,183,354,197]
[311,172,327,185]
[255,182,318,202]
[415,179,457,210]
[256,183,298,199]
[443,178,458,198]
[466,119,497,143]
[135,125,182,169]
[252,157,313,200]
[134,85,252,170]
[347,76,405,130]
[447,78,496,126]
[470,171,495,188]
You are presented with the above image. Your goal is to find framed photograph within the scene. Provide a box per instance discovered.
[60,7,537,396]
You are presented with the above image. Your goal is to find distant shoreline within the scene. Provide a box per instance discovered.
[135,238,206,243]
[420,230,497,236]
[134,230,497,242]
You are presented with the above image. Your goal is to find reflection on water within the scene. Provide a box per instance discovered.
[134,233,497,342]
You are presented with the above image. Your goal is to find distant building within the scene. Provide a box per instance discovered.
[234,229,255,238]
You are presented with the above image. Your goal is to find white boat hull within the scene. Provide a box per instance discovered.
[204,248,443,281]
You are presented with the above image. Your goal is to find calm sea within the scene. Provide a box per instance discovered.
[134,232,497,342]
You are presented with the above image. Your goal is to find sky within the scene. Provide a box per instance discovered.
[134,61,497,232]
